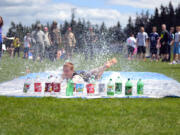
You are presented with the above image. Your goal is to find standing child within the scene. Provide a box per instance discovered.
[170,26,180,64]
[149,27,159,61]
[44,27,51,59]
[126,33,136,60]
[159,24,170,62]
[65,27,76,59]
[49,21,62,61]
[13,37,21,57]
[136,27,149,61]
[169,27,175,62]
[23,33,31,59]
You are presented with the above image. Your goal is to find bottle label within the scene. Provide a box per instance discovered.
[99,83,105,93]
[125,86,132,95]
[76,84,84,92]
[23,83,30,93]
[86,84,95,94]
[45,83,53,92]
[53,83,61,92]
[137,86,143,94]
[34,83,42,92]
[115,83,122,92]
[107,86,113,92]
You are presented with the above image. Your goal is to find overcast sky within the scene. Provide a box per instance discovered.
[0,0,179,34]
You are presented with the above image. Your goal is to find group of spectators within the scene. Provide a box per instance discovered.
[9,21,77,62]
[0,18,98,62]
[126,24,180,64]
[1,15,180,65]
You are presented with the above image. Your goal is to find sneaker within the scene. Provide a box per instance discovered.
[169,61,177,65]
[162,59,165,62]
[177,60,180,64]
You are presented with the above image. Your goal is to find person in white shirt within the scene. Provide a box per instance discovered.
[136,27,148,61]
[126,33,136,60]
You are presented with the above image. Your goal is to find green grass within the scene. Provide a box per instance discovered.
[0,52,180,135]
[0,97,179,135]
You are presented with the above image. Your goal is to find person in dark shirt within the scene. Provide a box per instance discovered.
[169,27,175,62]
[149,27,159,61]
[160,24,170,62]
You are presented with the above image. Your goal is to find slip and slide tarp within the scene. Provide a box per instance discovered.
[0,71,180,98]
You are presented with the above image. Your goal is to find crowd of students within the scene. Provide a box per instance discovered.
[1,15,180,65]
[6,21,76,62]
[126,24,180,64]
[0,16,99,62]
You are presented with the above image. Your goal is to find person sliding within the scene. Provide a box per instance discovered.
[61,58,117,83]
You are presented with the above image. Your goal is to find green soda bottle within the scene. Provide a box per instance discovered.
[107,79,114,96]
[66,79,74,96]
[137,79,144,95]
[125,78,133,95]
[115,76,122,94]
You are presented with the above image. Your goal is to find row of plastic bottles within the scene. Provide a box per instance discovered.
[106,77,144,96]
[23,76,144,96]
[23,75,60,93]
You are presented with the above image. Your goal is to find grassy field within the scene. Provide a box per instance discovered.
[0,52,180,135]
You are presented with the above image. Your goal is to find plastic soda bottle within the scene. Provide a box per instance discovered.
[23,77,31,93]
[53,76,61,92]
[45,76,53,92]
[86,76,96,95]
[34,76,42,92]
[125,78,133,95]
[76,84,84,93]
[107,79,114,96]
[66,79,74,96]
[98,82,105,94]
[115,76,122,94]
[137,79,144,95]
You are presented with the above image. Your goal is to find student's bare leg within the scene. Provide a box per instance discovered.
[143,53,146,61]
[166,54,169,60]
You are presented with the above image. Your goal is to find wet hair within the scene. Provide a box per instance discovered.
[0,16,4,28]
[63,62,74,71]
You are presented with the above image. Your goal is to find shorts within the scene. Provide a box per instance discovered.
[0,42,2,52]
[137,46,146,54]
[24,47,29,53]
[66,46,74,54]
[173,42,180,54]
[150,46,157,55]
[160,44,169,54]
[128,46,134,55]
